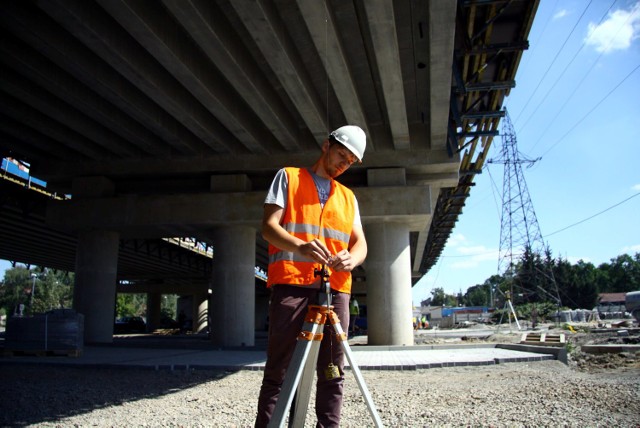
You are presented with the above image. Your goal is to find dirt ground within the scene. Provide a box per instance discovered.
[413,320,640,374]
[564,327,640,372]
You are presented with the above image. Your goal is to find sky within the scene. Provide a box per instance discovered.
[2,0,639,308]
[412,0,640,305]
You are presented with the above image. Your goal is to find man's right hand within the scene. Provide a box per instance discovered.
[298,239,332,264]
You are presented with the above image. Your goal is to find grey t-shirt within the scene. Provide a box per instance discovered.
[264,168,361,226]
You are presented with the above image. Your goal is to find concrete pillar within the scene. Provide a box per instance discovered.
[146,292,162,332]
[365,222,414,345]
[210,226,255,347]
[193,292,208,333]
[73,229,120,343]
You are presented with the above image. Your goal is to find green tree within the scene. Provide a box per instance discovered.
[484,274,505,307]
[514,245,552,304]
[464,283,491,306]
[464,252,639,312]
[540,247,559,303]
[161,294,178,319]
[607,254,639,292]
[552,257,574,306]
[115,293,147,319]
[595,262,612,293]
[430,287,457,307]
[0,267,73,317]
[31,270,74,313]
[430,287,446,306]
[0,266,31,316]
[571,260,598,309]
[515,245,536,301]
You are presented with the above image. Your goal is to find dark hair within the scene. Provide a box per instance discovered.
[328,135,345,148]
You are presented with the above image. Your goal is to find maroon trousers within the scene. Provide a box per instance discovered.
[255,285,350,428]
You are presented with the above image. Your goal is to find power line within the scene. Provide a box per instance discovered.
[513,1,594,126]
[518,1,618,142]
[485,162,503,222]
[510,0,559,80]
[437,191,640,258]
[544,192,640,237]
[441,251,496,258]
[528,1,639,154]
[538,62,640,158]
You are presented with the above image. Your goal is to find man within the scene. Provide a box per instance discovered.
[255,125,368,427]
[349,296,359,336]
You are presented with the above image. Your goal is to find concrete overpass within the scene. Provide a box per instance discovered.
[0,0,539,345]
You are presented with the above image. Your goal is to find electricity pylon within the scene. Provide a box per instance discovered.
[488,109,561,310]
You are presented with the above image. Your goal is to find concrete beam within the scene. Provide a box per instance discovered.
[297,0,373,150]
[429,1,456,150]
[228,0,328,144]
[47,192,266,236]
[98,0,274,154]
[35,149,458,183]
[47,185,431,235]
[163,0,301,152]
[355,185,431,231]
[28,0,215,155]
[363,0,409,150]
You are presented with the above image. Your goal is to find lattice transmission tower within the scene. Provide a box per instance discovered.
[488,109,561,307]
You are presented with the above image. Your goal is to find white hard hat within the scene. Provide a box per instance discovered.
[329,125,366,162]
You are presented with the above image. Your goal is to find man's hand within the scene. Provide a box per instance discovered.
[298,239,332,264]
[263,203,366,271]
[327,249,355,272]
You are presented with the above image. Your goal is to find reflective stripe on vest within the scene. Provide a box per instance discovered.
[267,167,355,293]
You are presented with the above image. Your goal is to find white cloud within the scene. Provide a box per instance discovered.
[456,245,489,255]
[621,244,640,254]
[632,183,640,191]
[553,9,569,20]
[450,259,482,269]
[449,244,499,270]
[442,234,499,269]
[446,233,467,247]
[584,2,640,53]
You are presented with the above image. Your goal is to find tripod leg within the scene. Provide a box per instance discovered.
[289,324,323,427]
[507,299,521,330]
[268,307,326,428]
[497,302,508,333]
[328,312,384,428]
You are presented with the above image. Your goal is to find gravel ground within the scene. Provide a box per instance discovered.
[0,358,638,427]
[1,326,639,427]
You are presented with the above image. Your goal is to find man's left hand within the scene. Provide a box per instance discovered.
[328,250,355,272]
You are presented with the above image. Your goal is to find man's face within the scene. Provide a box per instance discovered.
[323,142,358,178]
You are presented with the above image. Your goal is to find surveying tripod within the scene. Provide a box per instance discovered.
[268,265,383,428]
[497,291,521,332]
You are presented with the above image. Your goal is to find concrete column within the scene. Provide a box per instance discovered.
[73,229,120,343]
[210,226,255,347]
[146,292,162,332]
[365,222,414,345]
[193,292,208,333]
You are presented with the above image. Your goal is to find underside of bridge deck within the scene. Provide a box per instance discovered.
[0,0,539,288]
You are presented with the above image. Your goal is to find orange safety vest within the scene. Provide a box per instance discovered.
[267,167,355,293]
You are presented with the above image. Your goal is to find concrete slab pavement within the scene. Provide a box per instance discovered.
[0,339,559,371]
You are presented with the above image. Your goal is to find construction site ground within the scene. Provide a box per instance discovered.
[1,320,638,426]
[410,320,640,374]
